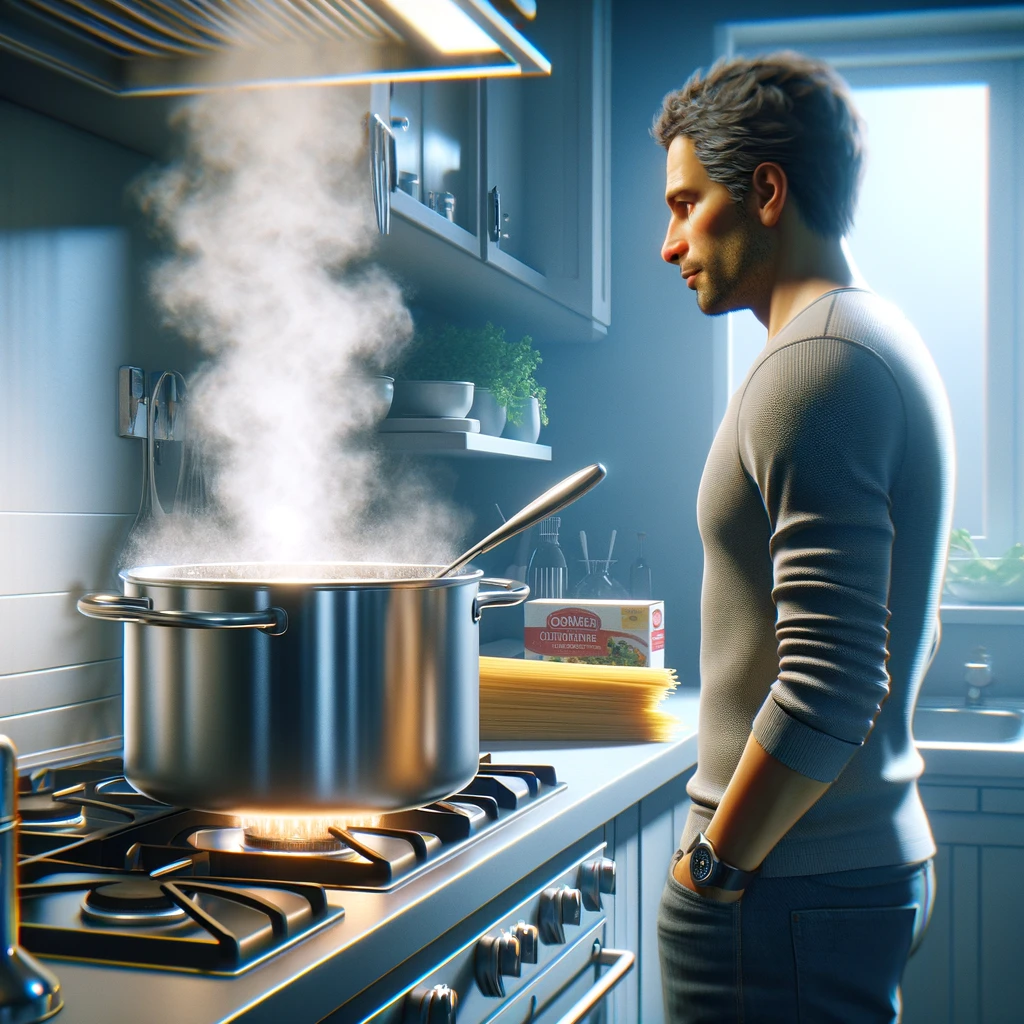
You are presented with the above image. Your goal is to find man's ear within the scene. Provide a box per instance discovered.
[749,162,788,228]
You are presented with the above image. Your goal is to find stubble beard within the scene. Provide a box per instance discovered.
[694,214,774,317]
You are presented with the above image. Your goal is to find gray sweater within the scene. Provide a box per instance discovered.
[682,287,955,877]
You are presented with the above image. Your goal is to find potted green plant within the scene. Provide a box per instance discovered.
[391,322,548,436]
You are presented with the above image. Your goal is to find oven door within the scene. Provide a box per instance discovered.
[488,921,634,1024]
[357,843,634,1024]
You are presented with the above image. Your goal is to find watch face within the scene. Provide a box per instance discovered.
[690,845,714,884]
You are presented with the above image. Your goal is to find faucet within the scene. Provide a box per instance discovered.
[0,735,63,1023]
[965,647,993,706]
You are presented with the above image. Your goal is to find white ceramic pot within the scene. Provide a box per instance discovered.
[468,388,507,436]
[502,396,541,444]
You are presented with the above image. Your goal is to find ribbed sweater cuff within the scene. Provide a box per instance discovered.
[752,696,861,783]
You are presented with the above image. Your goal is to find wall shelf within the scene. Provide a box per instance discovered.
[377,431,551,460]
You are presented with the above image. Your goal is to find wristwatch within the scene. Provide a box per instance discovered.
[685,832,759,891]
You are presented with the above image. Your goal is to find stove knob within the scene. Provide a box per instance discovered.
[538,885,584,945]
[578,856,617,910]
[513,921,540,964]
[475,931,521,997]
[405,983,458,1024]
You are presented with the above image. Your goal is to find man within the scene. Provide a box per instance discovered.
[653,53,954,1022]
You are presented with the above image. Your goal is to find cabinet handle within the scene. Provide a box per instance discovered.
[551,945,635,1024]
[370,113,395,235]
[489,185,501,244]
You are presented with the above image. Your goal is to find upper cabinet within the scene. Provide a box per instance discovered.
[372,0,611,343]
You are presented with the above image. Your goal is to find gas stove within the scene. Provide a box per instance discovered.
[15,756,565,976]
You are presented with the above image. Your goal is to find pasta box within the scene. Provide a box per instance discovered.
[524,599,665,667]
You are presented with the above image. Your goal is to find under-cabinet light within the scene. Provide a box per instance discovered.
[379,0,502,54]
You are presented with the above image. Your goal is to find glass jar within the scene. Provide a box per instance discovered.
[573,560,629,600]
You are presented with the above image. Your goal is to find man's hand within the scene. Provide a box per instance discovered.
[671,850,745,903]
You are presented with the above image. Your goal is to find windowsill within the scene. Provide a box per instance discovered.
[941,604,1024,625]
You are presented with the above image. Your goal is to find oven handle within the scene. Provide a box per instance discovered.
[552,943,636,1024]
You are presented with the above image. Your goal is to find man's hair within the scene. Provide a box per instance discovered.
[652,51,865,238]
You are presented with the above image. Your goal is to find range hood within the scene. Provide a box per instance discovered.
[0,0,550,95]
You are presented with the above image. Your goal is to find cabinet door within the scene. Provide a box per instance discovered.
[901,843,956,1024]
[638,775,692,1024]
[483,0,611,325]
[604,804,640,1024]
[379,79,483,256]
[603,771,692,1024]
[980,845,1024,1023]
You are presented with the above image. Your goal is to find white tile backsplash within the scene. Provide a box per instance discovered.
[0,512,133,595]
[0,592,121,676]
[0,98,163,764]
[0,661,121,717]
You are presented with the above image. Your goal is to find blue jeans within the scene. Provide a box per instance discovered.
[657,853,935,1023]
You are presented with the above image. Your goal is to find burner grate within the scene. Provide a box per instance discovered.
[15,758,564,973]
[19,871,340,974]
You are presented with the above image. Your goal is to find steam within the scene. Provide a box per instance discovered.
[126,86,468,568]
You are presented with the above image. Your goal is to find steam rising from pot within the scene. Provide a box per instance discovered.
[126,86,467,566]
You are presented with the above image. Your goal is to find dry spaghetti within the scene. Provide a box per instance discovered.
[479,656,681,742]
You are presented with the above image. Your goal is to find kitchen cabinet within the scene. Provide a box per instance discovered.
[372,0,611,344]
[901,780,1024,1023]
[603,769,693,1023]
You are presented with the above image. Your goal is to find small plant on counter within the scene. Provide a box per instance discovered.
[392,321,548,426]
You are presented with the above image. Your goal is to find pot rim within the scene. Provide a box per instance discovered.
[120,561,484,588]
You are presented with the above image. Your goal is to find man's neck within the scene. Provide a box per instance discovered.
[752,222,859,340]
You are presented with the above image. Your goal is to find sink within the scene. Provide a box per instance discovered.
[913,706,1024,744]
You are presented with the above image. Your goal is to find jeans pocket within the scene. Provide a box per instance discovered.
[791,904,918,1024]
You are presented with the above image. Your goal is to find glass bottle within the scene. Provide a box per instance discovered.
[629,532,653,599]
[527,516,569,599]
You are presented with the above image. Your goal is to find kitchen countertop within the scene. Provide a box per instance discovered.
[40,691,702,1024]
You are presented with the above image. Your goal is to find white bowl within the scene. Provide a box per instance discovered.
[389,380,475,419]
[339,375,394,417]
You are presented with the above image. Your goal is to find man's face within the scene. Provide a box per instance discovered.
[661,136,772,315]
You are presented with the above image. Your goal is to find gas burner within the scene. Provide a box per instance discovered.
[15,764,175,860]
[244,832,349,854]
[81,879,188,926]
[192,827,361,859]
[18,793,87,830]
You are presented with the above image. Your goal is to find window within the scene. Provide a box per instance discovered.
[715,9,1024,557]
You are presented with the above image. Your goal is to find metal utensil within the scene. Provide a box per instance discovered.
[437,463,607,578]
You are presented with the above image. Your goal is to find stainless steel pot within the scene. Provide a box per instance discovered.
[78,563,527,816]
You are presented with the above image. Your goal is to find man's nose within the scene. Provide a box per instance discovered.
[661,227,686,265]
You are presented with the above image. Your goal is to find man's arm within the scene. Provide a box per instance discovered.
[674,733,829,900]
[676,336,909,899]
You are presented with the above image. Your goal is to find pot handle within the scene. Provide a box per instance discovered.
[77,593,288,636]
[473,578,530,623]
